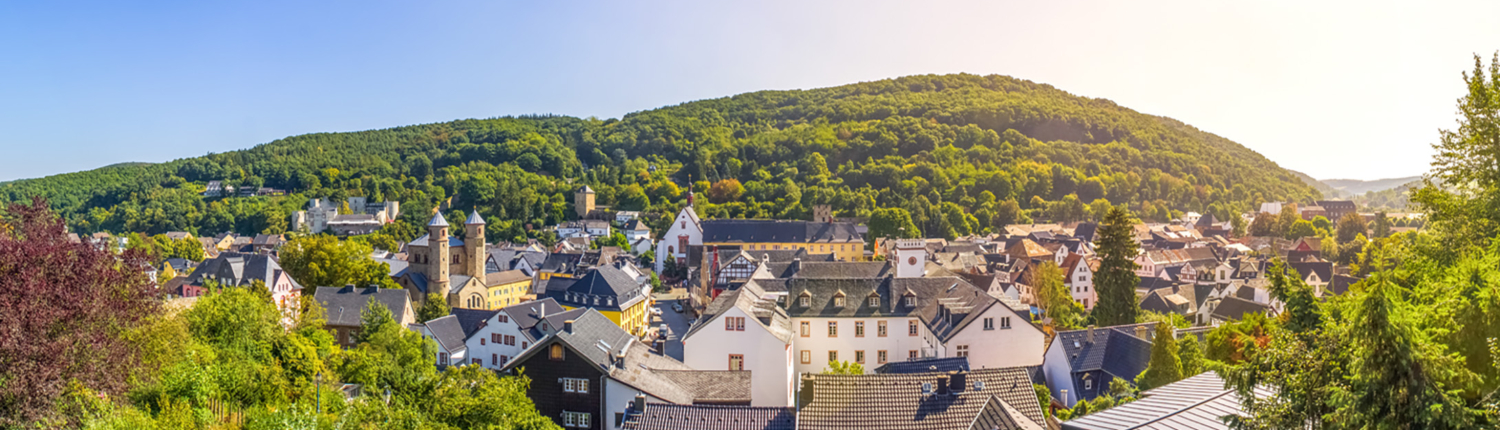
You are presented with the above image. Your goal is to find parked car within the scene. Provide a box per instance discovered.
[672,303,683,313]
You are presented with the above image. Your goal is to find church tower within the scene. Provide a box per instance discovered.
[464,209,486,279]
[894,238,927,278]
[427,212,452,299]
[574,185,595,218]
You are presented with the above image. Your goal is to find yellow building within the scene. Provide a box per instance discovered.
[483,270,534,309]
[543,265,651,336]
[700,218,866,261]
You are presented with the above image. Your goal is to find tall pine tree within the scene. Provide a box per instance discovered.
[1094,205,1141,326]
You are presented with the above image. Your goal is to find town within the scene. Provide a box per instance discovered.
[51,185,1414,429]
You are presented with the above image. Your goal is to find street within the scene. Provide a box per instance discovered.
[653,296,694,361]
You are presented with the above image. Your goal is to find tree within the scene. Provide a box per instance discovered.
[417,293,451,322]
[1230,213,1248,237]
[1311,215,1333,233]
[278,235,400,293]
[0,198,160,425]
[1178,335,1206,377]
[1266,260,1323,334]
[1286,219,1318,239]
[1335,212,1368,243]
[825,360,865,375]
[1275,203,1300,237]
[1034,261,1084,329]
[1136,322,1182,390]
[1372,211,1392,238]
[425,365,558,429]
[867,207,920,242]
[1250,213,1276,236]
[707,179,746,203]
[1094,206,1141,326]
[1417,53,1500,247]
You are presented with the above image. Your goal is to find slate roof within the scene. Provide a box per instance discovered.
[449,307,496,338]
[544,265,645,311]
[1211,297,1272,321]
[539,252,583,273]
[464,210,485,225]
[373,257,408,277]
[1286,261,1333,283]
[700,219,863,243]
[622,404,796,430]
[251,234,283,247]
[1073,222,1099,243]
[1328,274,1361,296]
[314,285,412,327]
[421,314,468,354]
[407,233,464,248]
[778,276,1013,343]
[427,212,449,227]
[1062,371,1269,430]
[501,298,590,342]
[1135,276,1177,293]
[184,252,302,290]
[625,219,651,232]
[873,356,971,374]
[797,367,1045,430]
[684,280,794,343]
[1055,323,1155,382]
[762,261,893,279]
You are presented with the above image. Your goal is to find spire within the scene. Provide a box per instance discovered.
[465,208,486,225]
[428,211,449,227]
[686,175,695,207]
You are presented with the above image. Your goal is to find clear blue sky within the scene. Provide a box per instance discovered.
[2,1,1498,182]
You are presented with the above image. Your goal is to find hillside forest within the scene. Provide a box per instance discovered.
[0,74,1319,245]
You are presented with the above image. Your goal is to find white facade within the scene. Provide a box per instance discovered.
[893,238,927,279]
[615,211,642,223]
[1066,260,1096,310]
[654,206,703,272]
[603,379,668,430]
[412,324,467,367]
[681,306,795,406]
[927,304,1046,369]
[464,310,533,370]
[1041,338,1079,407]
[790,316,934,376]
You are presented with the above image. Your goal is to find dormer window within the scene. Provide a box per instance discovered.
[868,296,879,307]
[905,296,916,307]
[833,291,846,307]
[799,296,810,307]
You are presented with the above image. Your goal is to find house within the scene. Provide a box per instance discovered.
[1062,371,1268,430]
[1207,296,1275,324]
[656,202,865,272]
[681,280,795,406]
[315,285,416,347]
[615,211,642,224]
[501,309,752,430]
[163,231,194,241]
[293,197,399,235]
[250,234,284,254]
[623,219,651,245]
[539,252,585,280]
[1042,323,1157,407]
[393,211,489,309]
[620,401,795,430]
[483,269,534,309]
[1060,254,1096,310]
[1315,200,1357,222]
[462,298,589,370]
[410,314,468,367]
[655,205,704,272]
[183,252,301,307]
[558,220,613,239]
[544,265,652,336]
[202,181,234,197]
[796,367,1046,430]
[485,247,546,277]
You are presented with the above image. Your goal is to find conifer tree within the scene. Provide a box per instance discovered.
[1137,323,1182,390]
[1094,206,1141,326]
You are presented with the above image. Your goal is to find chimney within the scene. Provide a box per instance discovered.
[798,374,816,408]
[632,394,647,415]
[1135,324,1149,340]
[951,371,967,393]
[563,320,574,334]
[1060,389,1069,405]
[1086,325,1096,344]
[936,374,951,396]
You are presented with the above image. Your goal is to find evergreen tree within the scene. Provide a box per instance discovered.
[1336,212,1368,243]
[1266,260,1323,334]
[1094,206,1141,326]
[1373,211,1392,238]
[1178,335,1206,377]
[1137,323,1182,390]
[417,293,451,323]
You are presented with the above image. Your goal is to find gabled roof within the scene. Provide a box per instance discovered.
[543,265,645,310]
[1286,261,1333,283]
[625,219,650,232]
[797,367,1045,430]
[499,298,589,342]
[1328,274,1361,296]
[420,314,468,354]
[700,219,863,243]
[873,356,970,374]
[777,276,1019,343]
[1062,371,1269,430]
[683,280,794,343]
[762,261,893,279]
[622,404,796,430]
[184,252,301,290]
[1054,323,1156,383]
[449,307,496,338]
[539,252,582,273]
[314,286,412,328]
[1073,222,1099,243]
[1212,297,1273,321]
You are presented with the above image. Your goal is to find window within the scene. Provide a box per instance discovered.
[855,350,865,363]
[1084,379,1093,390]
[562,411,590,428]
[550,344,564,361]
[833,296,845,307]
[983,317,995,330]
[956,345,969,357]
[801,350,811,364]
[506,335,516,345]
[909,350,919,359]
[438,352,448,366]
[678,235,689,254]
[828,322,838,337]
[905,296,915,307]
[878,321,888,337]
[1001,317,1012,329]
[855,321,865,337]
[480,337,487,345]
[729,354,744,371]
[498,314,509,323]
[800,322,810,337]
[878,350,888,363]
[501,355,509,363]
[492,353,497,365]
[562,378,590,394]
[909,320,918,336]
[799,296,810,307]
[472,358,481,365]
[868,296,879,307]
[1078,275,1086,282]
[522,341,528,349]
[828,351,838,362]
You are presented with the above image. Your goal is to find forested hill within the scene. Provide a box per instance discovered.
[0,74,1318,241]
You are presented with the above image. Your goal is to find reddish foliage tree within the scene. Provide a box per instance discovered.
[0,198,159,425]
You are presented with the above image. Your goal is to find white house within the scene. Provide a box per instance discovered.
[655,205,703,272]
[615,211,642,224]
[1061,254,1096,310]
[558,220,612,239]
[410,314,467,367]
[680,281,796,406]
[461,298,587,370]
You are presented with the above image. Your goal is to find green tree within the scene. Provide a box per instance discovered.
[1335,212,1368,243]
[1372,211,1392,238]
[1250,213,1276,236]
[1094,206,1141,326]
[825,360,865,375]
[1275,203,1300,237]
[278,235,399,293]
[1286,219,1318,239]
[867,207,921,242]
[417,293,451,323]
[1136,323,1182,390]
[1178,335,1206,377]
[1417,53,1500,248]
[1034,261,1084,329]
[1311,215,1333,233]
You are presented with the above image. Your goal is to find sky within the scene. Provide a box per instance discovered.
[2,1,1498,182]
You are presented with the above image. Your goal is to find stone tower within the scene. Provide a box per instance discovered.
[812,205,833,223]
[427,212,452,299]
[464,209,486,279]
[575,185,596,218]
[894,238,927,279]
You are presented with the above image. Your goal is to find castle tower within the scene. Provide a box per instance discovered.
[575,185,596,218]
[427,212,452,298]
[894,238,927,278]
[812,205,833,223]
[464,209,486,279]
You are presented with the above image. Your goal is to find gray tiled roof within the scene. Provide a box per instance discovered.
[1055,323,1155,380]
[622,404,796,430]
[544,265,645,310]
[776,276,1006,342]
[683,281,794,343]
[797,367,1045,430]
[1211,296,1272,321]
[184,252,301,290]
[314,285,413,328]
[465,209,485,225]
[762,261,893,279]
[1062,371,1268,430]
[539,252,582,273]
[449,307,497,338]
[873,356,970,374]
[421,314,468,354]
[700,219,863,243]
[428,212,449,227]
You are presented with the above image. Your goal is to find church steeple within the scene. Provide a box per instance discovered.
[427,211,451,299]
[463,209,485,279]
